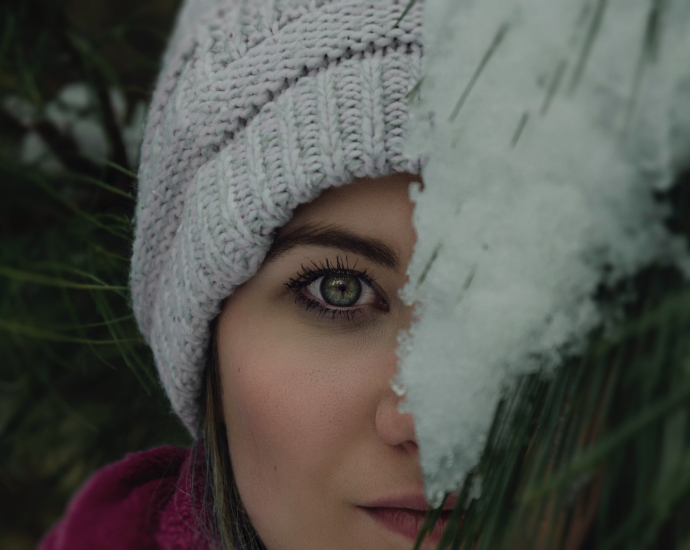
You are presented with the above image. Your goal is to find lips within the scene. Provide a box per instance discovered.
[362,507,452,544]
[359,494,458,544]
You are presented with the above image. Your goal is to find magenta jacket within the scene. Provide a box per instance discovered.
[39,446,212,550]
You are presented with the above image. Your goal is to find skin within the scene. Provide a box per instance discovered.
[217,172,436,550]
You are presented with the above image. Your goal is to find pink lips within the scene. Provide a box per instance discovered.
[360,494,458,544]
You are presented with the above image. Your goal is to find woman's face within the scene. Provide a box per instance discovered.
[217,173,451,550]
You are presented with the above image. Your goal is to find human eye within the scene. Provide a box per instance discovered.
[284,256,390,321]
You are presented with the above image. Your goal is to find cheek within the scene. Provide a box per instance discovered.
[219,312,382,516]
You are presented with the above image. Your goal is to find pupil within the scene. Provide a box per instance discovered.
[320,275,362,307]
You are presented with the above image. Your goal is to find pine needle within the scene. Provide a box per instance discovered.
[0,265,128,292]
[0,318,142,345]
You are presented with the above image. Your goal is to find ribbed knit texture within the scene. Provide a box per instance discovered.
[131,0,424,434]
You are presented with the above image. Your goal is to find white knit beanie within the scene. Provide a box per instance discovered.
[130,0,425,435]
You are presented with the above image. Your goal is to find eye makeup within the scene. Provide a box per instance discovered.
[284,255,390,322]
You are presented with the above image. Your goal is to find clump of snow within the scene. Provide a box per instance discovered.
[399,0,690,505]
[2,83,146,172]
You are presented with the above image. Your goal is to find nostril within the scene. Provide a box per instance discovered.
[375,391,420,451]
[401,439,419,456]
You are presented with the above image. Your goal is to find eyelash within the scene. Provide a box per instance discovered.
[284,256,388,321]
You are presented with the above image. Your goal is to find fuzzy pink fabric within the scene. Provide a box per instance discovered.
[39,446,211,550]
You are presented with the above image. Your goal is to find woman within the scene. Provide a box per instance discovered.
[39,0,453,548]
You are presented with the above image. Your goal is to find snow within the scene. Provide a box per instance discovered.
[2,83,146,172]
[399,0,690,505]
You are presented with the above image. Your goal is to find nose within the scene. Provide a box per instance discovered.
[372,298,419,454]
[375,386,419,455]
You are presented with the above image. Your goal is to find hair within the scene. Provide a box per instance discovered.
[190,318,266,550]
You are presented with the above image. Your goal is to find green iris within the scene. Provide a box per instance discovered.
[320,274,362,307]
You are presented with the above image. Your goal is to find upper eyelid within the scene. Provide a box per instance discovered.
[286,256,378,287]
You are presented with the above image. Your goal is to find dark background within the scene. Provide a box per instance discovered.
[0,1,189,548]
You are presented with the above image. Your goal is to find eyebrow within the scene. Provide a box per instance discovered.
[264,223,400,271]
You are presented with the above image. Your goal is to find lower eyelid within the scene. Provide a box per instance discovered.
[293,292,367,321]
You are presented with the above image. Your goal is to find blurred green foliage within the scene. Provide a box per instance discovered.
[0,1,188,548]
